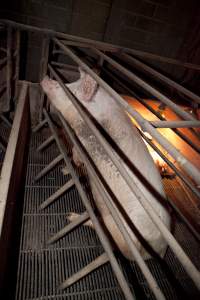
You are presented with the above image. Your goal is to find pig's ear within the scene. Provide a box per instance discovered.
[79,73,98,102]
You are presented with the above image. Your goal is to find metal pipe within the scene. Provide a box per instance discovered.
[48,65,200,290]
[15,29,20,100]
[59,113,167,300]
[103,67,200,154]
[92,48,196,122]
[47,211,89,244]
[139,130,200,241]
[37,135,54,152]
[43,109,136,300]
[51,40,200,186]
[6,26,12,109]
[118,52,200,105]
[39,179,74,210]
[2,19,200,71]
[151,120,200,128]
[39,37,50,121]
[32,118,47,133]
[60,253,109,290]
[35,154,63,182]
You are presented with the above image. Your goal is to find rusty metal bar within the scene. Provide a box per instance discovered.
[118,52,200,105]
[151,120,200,128]
[36,135,54,152]
[50,41,200,186]
[48,64,200,290]
[35,154,63,182]
[47,211,89,244]
[43,109,135,300]
[2,19,200,71]
[59,252,109,290]
[39,179,74,210]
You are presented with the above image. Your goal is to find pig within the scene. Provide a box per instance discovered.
[40,69,171,260]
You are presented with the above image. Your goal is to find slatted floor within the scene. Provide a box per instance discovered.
[15,130,200,300]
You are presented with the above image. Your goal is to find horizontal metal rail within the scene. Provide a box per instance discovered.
[51,39,200,186]
[1,19,200,71]
[151,120,200,128]
[117,52,200,105]
[48,63,200,290]
[43,109,135,300]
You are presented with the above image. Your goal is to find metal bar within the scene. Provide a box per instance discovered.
[139,130,200,199]
[6,26,12,108]
[59,114,166,300]
[103,68,200,154]
[48,65,200,290]
[39,179,74,210]
[39,37,50,121]
[118,52,200,105]
[151,120,200,128]
[43,109,135,300]
[47,211,89,244]
[32,118,47,133]
[36,135,54,152]
[0,82,29,293]
[15,30,20,100]
[34,154,63,182]
[0,139,6,152]
[139,130,200,241]
[51,61,77,71]
[0,82,28,235]
[0,114,12,127]
[92,48,196,122]
[2,19,200,71]
[50,42,200,186]
[60,252,109,290]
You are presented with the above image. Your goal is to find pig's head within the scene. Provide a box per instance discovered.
[40,76,71,112]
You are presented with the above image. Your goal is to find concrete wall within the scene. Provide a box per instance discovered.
[0,0,198,82]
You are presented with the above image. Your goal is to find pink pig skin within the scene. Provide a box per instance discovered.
[41,70,171,260]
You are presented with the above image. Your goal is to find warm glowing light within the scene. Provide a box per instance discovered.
[142,131,152,140]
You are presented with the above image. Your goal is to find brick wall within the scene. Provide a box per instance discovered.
[0,0,198,81]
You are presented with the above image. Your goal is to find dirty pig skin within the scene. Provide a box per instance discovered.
[41,69,171,260]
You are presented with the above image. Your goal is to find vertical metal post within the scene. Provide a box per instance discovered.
[14,29,20,100]
[6,26,12,110]
[39,36,50,121]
